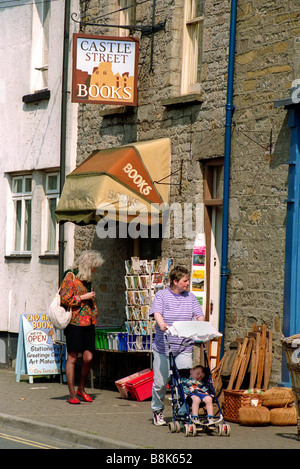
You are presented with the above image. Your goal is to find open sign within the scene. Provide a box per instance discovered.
[26,330,48,345]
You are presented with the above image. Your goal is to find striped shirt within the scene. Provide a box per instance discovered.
[150,287,204,355]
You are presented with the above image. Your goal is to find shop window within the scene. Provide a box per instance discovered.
[45,173,59,253]
[11,175,32,253]
[181,0,205,95]
[118,0,136,36]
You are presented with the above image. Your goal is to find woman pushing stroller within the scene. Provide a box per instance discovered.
[150,265,204,426]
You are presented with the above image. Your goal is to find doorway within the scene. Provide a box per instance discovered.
[203,158,224,331]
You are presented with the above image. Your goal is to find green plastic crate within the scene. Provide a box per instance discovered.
[95,327,126,350]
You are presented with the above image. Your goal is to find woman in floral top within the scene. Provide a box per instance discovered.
[60,250,104,404]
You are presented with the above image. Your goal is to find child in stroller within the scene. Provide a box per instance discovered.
[166,321,230,437]
[181,365,216,426]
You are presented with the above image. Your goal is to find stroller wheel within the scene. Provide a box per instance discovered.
[168,422,176,433]
[184,423,197,437]
[168,421,181,433]
[223,423,231,436]
[217,423,231,436]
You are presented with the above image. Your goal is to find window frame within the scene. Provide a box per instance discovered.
[118,0,136,37]
[181,0,204,95]
[44,172,60,254]
[31,0,50,92]
[11,175,33,254]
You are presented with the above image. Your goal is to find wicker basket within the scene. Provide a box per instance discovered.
[269,406,297,426]
[281,335,300,438]
[262,387,294,408]
[223,390,264,423]
[238,405,270,426]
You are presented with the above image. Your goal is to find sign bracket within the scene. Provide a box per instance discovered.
[153,161,183,195]
[71,2,166,72]
[71,13,166,36]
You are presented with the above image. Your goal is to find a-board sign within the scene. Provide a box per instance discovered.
[15,313,66,382]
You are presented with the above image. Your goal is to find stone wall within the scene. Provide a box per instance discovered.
[74,0,300,384]
[225,1,300,383]
[75,0,230,327]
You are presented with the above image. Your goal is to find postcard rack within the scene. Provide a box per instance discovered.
[124,257,173,351]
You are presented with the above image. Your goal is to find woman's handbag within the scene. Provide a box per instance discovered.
[49,291,72,329]
[49,272,75,329]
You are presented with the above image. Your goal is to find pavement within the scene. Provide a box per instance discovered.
[0,367,299,451]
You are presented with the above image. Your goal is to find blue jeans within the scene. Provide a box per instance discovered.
[151,349,193,413]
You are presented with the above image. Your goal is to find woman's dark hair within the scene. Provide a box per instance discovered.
[169,265,190,286]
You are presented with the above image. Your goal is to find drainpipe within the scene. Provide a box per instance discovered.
[58,0,71,285]
[219,0,238,355]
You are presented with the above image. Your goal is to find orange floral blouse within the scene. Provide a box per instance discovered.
[60,271,97,327]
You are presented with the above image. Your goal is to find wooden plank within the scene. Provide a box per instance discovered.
[212,325,273,396]
[212,348,230,395]
[226,341,242,390]
[252,324,263,333]
[208,336,222,369]
[248,332,260,389]
[256,324,267,389]
[233,339,248,390]
[221,341,239,377]
[227,339,247,390]
[235,337,254,390]
[263,330,272,390]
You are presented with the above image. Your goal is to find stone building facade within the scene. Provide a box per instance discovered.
[71,0,300,385]
[224,2,300,383]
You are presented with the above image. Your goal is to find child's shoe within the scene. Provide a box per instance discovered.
[207,416,217,427]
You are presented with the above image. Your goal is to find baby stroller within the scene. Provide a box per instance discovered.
[165,321,230,437]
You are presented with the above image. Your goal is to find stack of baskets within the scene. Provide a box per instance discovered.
[224,387,297,427]
[261,387,297,426]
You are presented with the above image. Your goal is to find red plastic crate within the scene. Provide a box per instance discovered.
[115,368,151,399]
[125,370,154,401]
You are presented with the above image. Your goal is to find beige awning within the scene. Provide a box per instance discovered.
[55,138,171,225]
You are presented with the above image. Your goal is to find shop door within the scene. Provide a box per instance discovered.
[209,204,223,330]
[203,159,224,332]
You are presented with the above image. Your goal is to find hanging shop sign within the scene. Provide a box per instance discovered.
[72,33,139,106]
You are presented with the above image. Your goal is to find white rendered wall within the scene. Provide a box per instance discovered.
[0,0,78,333]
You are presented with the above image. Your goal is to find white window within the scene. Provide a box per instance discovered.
[45,173,59,253]
[12,176,32,253]
[181,0,204,95]
[31,0,50,91]
[118,0,136,37]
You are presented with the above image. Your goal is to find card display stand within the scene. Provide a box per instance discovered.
[124,257,173,352]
